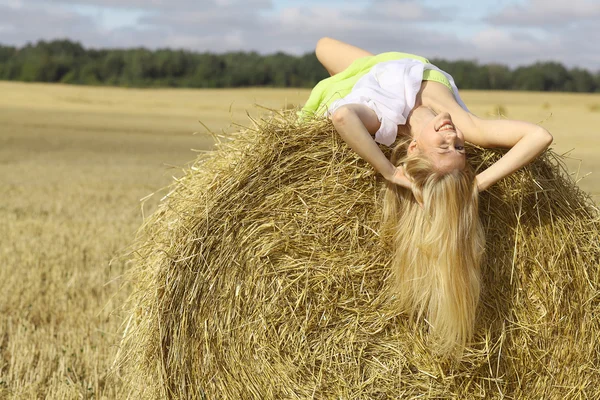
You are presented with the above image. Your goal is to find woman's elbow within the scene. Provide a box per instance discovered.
[330,106,357,140]
[331,106,352,128]
[538,127,553,148]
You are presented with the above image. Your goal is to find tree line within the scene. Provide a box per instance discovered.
[1,39,599,92]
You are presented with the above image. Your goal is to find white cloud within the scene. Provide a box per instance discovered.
[0,3,100,43]
[468,28,550,64]
[487,0,600,26]
[478,0,600,68]
[0,0,598,69]
[363,0,449,21]
[23,0,273,11]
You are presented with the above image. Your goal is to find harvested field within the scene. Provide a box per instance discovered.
[0,81,599,398]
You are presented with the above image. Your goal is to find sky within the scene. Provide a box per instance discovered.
[1,0,599,70]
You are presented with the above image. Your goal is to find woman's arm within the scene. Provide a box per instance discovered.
[424,82,553,191]
[460,115,553,191]
[330,104,413,189]
[469,117,553,191]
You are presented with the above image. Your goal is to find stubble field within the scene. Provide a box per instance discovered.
[0,81,599,398]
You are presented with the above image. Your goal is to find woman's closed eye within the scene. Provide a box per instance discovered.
[440,145,464,151]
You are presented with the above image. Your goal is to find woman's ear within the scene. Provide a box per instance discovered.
[407,139,418,154]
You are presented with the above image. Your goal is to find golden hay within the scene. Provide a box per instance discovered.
[119,111,600,399]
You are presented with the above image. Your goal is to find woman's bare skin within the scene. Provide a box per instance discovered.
[316,37,553,192]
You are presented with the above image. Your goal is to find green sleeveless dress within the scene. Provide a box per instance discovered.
[301,51,452,117]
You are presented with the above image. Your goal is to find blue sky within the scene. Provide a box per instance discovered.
[1,0,599,69]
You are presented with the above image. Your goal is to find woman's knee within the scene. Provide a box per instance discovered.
[315,37,333,64]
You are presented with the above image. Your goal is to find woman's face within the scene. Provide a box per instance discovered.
[407,106,466,173]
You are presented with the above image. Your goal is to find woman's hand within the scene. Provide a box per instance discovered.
[386,165,424,206]
[386,165,413,190]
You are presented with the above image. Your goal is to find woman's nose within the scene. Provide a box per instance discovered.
[445,130,457,139]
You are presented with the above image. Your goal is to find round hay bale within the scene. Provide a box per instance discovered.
[120,111,600,399]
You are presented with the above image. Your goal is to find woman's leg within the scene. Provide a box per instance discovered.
[315,37,374,76]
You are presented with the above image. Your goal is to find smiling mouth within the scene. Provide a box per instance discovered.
[437,121,455,132]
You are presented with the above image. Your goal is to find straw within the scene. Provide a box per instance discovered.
[119,111,600,399]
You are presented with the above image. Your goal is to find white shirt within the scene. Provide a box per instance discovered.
[328,59,469,146]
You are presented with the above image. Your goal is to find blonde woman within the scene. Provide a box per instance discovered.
[302,38,553,354]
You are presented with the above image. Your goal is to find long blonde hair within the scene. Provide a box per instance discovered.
[383,136,485,356]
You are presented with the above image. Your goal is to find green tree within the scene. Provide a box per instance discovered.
[569,68,597,92]
[513,66,545,91]
[536,62,571,91]
[0,39,598,91]
[484,64,512,90]
[101,51,126,84]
